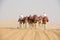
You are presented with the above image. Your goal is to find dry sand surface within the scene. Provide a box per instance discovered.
[0,20,60,40]
[0,28,60,40]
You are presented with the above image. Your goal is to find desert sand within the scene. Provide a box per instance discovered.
[0,20,60,40]
[0,28,60,40]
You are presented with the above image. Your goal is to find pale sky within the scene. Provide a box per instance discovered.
[0,0,60,22]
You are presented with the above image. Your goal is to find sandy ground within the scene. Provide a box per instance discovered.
[0,20,60,40]
[0,28,60,40]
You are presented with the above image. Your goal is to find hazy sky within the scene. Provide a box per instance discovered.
[0,0,60,22]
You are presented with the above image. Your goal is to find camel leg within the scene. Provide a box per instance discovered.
[24,22,28,29]
[19,23,21,28]
[44,24,46,30]
[32,23,35,29]
[39,23,41,28]
[19,22,22,29]
[32,23,34,28]
[21,23,23,29]
[24,22,26,29]
[26,22,29,29]
[39,21,42,28]
[36,22,39,28]
[29,23,33,29]
[35,23,36,29]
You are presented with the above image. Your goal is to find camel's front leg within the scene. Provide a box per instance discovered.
[43,24,46,30]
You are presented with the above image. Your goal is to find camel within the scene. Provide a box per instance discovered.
[24,16,29,28]
[38,16,43,27]
[18,18,24,28]
[42,16,49,29]
[28,15,34,28]
[18,14,49,29]
[32,15,39,28]
[18,15,26,28]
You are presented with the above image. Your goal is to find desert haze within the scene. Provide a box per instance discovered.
[0,20,60,40]
[0,20,60,29]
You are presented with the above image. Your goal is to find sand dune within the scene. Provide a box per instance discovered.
[0,28,60,40]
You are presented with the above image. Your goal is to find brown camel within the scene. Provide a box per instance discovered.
[38,16,43,27]
[42,16,49,29]
[18,17,24,28]
[18,15,49,29]
[32,15,39,28]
